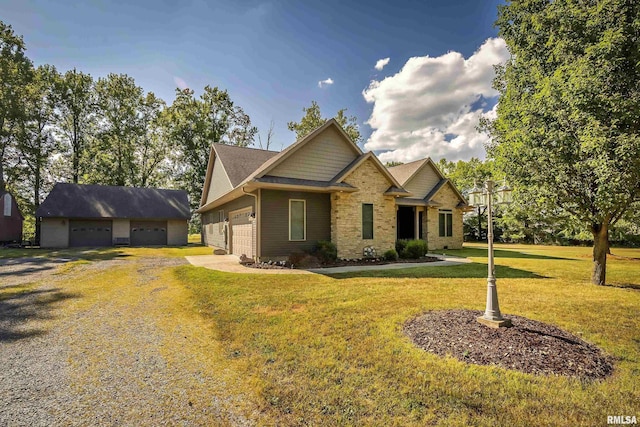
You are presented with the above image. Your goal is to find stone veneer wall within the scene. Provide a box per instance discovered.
[331,159,396,259]
[426,183,464,250]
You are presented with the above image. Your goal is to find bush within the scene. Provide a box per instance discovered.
[396,239,409,257]
[288,252,321,268]
[314,240,338,264]
[383,249,398,261]
[402,240,429,259]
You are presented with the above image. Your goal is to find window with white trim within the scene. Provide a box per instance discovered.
[289,199,306,241]
[218,210,224,233]
[439,209,453,237]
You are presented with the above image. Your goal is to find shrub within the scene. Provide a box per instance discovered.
[396,239,409,257]
[288,252,321,268]
[402,240,429,259]
[314,240,338,264]
[383,249,398,261]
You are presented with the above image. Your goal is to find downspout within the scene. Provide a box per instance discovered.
[242,186,260,261]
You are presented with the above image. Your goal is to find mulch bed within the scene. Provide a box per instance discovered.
[244,256,440,270]
[404,309,614,380]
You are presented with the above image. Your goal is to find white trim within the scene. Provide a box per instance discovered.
[218,209,224,233]
[288,199,306,241]
[438,209,453,237]
[3,193,11,217]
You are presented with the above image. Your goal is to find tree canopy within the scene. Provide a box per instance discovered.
[287,100,362,145]
[0,19,259,237]
[485,0,640,285]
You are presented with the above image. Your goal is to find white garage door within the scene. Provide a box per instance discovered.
[230,207,253,258]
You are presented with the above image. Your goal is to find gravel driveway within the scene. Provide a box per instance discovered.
[0,255,254,426]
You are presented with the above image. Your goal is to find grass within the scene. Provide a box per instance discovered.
[5,241,640,425]
[176,243,640,426]
[0,234,210,260]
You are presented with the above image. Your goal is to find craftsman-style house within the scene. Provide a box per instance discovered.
[198,119,468,260]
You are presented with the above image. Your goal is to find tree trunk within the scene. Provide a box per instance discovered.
[34,166,41,245]
[591,223,609,286]
[0,154,5,192]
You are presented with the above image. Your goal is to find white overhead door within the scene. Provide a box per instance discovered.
[230,207,253,258]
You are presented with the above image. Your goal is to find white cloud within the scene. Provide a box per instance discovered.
[318,77,334,88]
[362,38,509,163]
[173,76,189,90]
[374,57,390,71]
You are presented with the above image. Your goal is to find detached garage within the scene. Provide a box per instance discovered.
[36,183,190,248]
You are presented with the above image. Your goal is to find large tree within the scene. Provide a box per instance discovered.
[16,65,60,242]
[0,21,33,192]
[287,100,362,145]
[92,73,145,186]
[133,92,168,187]
[53,68,95,183]
[485,0,640,285]
[163,86,257,225]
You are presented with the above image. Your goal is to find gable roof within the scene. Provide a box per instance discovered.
[200,144,278,206]
[424,179,468,206]
[387,159,427,185]
[243,118,363,184]
[330,152,410,196]
[36,183,191,219]
[213,144,279,187]
[387,157,445,186]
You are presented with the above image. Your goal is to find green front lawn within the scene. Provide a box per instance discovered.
[177,243,640,425]
[5,242,639,425]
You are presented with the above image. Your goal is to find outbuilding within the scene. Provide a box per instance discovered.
[0,189,24,244]
[36,183,190,248]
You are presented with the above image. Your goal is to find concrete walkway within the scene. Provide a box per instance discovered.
[185,253,470,275]
[185,254,313,274]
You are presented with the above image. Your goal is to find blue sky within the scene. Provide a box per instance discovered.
[2,0,507,162]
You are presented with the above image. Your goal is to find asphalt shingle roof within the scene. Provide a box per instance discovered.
[213,144,279,187]
[387,159,428,185]
[36,183,191,219]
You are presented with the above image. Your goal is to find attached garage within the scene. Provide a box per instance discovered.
[229,207,253,257]
[37,183,190,248]
[69,220,113,247]
[130,220,167,246]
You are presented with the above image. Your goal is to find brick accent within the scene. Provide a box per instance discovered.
[425,183,464,250]
[331,159,396,259]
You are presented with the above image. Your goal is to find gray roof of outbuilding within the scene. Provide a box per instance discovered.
[212,144,279,187]
[35,183,191,219]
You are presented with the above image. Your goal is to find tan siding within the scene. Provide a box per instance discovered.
[201,195,255,250]
[167,219,188,245]
[404,163,441,199]
[269,127,358,181]
[331,158,396,259]
[40,218,69,248]
[112,219,130,242]
[206,156,233,204]
[260,190,331,259]
[425,183,464,249]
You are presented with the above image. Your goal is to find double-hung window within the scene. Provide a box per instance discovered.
[362,203,374,239]
[439,209,453,237]
[289,199,306,241]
